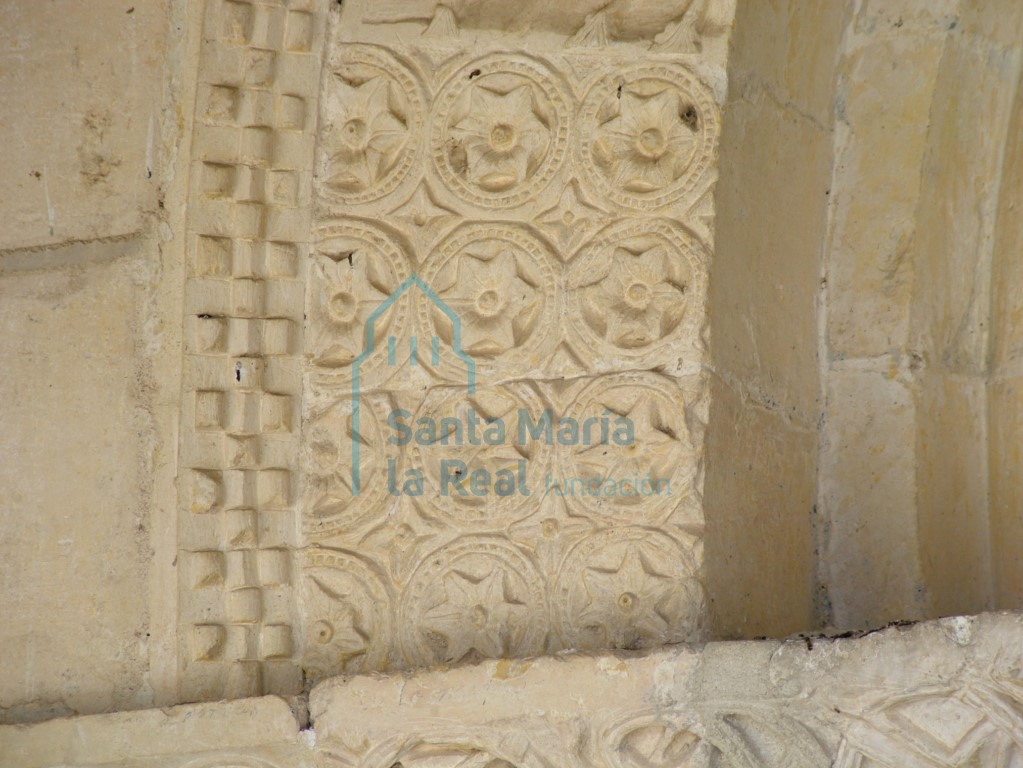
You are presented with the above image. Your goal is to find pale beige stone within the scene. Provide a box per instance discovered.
[308,611,1023,768]
[916,374,993,617]
[820,367,926,629]
[0,241,156,722]
[710,87,829,426]
[989,53,1023,609]
[5,614,1023,767]
[2,0,1023,730]
[825,4,953,360]
[0,2,168,250]
[703,375,816,638]
[727,0,853,127]
[814,0,956,634]
[287,0,727,681]
[0,696,306,768]
[990,378,1023,607]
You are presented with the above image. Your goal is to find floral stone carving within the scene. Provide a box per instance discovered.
[295,3,724,682]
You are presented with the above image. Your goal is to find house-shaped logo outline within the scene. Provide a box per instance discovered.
[351,273,476,495]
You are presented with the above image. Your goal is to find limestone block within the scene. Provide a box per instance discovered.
[0,241,158,722]
[703,375,816,639]
[296,2,726,675]
[910,19,1022,377]
[311,611,1023,768]
[825,14,951,359]
[989,41,1023,373]
[171,0,734,698]
[337,0,736,65]
[989,54,1023,608]
[728,0,853,127]
[990,376,1023,608]
[0,2,168,250]
[916,373,992,617]
[712,75,831,426]
[0,696,307,768]
[3,600,1023,768]
[819,367,925,629]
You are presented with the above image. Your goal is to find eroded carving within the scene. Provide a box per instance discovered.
[401,537,547,667]
[567,220,707,367]
[417,223,559,380]
[577,65,719,210]
[431,55,570,208]
[296,2,724,682]
[559,373,698,523]
[302,549,392,677]
[307,222,411,376]
[318,46,426,205]
[357,0,735,53]
[553,529,705,651]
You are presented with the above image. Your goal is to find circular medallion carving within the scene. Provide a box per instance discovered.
[417,223,559,382]
[318,45,426,205]
[553,528,705,652]
[430,54,570,208]
[566,218,706,368]
[309,221,411,380]
[302,549,393,677]
[576,65,719,210]
[405,382,554,527]
[303,391,392,539]
[556,372,697,523]
[401,537,546,667]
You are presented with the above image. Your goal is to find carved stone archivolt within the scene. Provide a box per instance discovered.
[294,0,723,681]
[173,0,727,696]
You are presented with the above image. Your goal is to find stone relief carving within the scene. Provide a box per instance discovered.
[348,0,735,54]
[431,55,570,207]
[577,66,719,210]
[177,0,327,700]
[176,0,724,698]
[294,0,722,680]
[317,46,425,205]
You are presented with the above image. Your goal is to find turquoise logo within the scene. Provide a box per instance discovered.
[351,274,475,495]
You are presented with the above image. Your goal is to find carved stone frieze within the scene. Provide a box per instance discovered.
[176,0,727,696]
[296,1,724,680]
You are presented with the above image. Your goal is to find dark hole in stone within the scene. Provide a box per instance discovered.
[681,105,698,129]
[469,68,482,79]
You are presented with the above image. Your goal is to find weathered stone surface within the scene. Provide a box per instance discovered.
[0,240,162,723]
[0,696,306,768]
[819,366,925,629]
[988,26,1023,610]
[4,613,1023,767]
[290,0,725,677]
[2,0,1023,729]
[0,2,168,250]
[312,612,1023,768]
[704,0,844,636]
[704,374,816,639]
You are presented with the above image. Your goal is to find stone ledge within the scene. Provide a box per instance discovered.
[3,611,1021,767]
